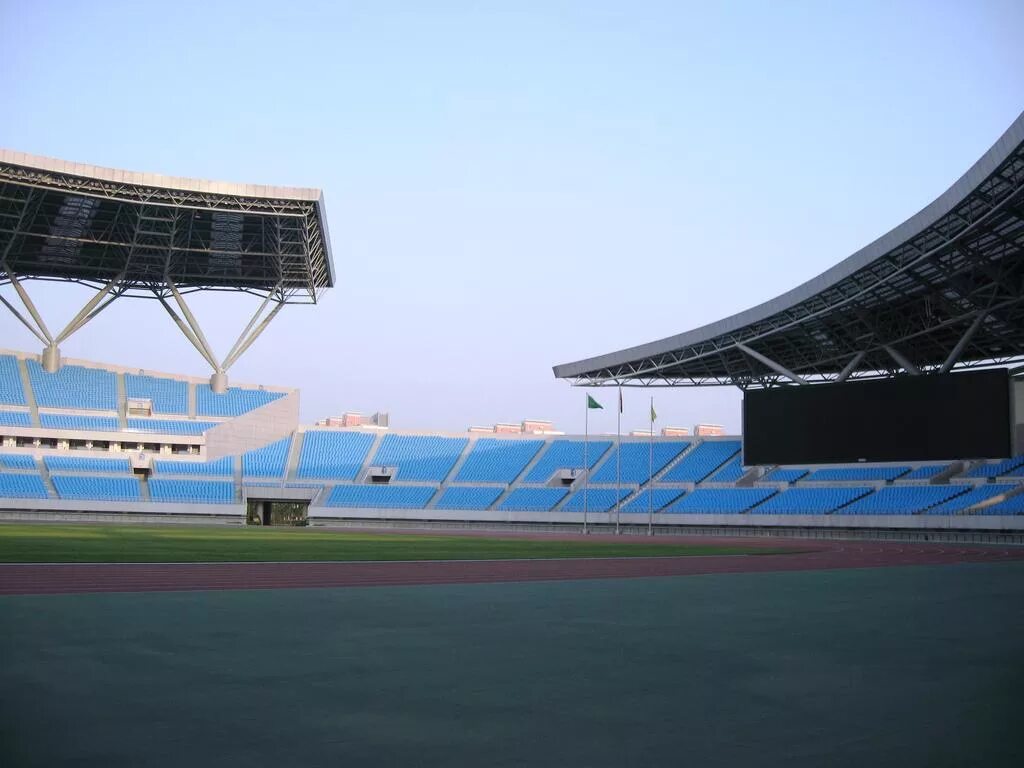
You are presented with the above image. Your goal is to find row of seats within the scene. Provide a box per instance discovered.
[126,419,219,435]
[40,414,118,431]
[590,441,689,484]
[454,438,544,483]
[0,410,32,427]
[196,385,284,417]
[153,457,233,477]
[965,456,1024,478]
[661,441,740,483]
[125,373,188,415]
[326,485,436,509]
[373,434,468,482]
[0,355,27,405]
[44,455,131,473]
[804,466,911,482]
[524,440,612,483]
[297,431,376,479]
[150,479,234,504]
[27,360,117,411]
[243,437,292,478]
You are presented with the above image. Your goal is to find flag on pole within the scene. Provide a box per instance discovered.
[587,394,603,410]
[650,403,657,422]
[618,388,623,414]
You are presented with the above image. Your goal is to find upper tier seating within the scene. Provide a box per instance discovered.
[40,414,119,431]
[524,440,612,483]
[976,493,1024,515]
[926,484,1018,515]
[27,360,116,410]
[296,431,376,479]
[149,478,235,504]
[454,438,544,483]
[560,487,631,512]
[589,441,690,484]
[0,454,37,470]
[964,456,1024,478]
[0,355,27,405]
[154,457,233,476]
[804,466,911,482]
[434,486,504,510]
[660,441,741,483]
[52,474,140,501]
[0,410,31,427]
[44,456,131,474]
[371,434,468,482]
[325,485,436,509]
[761,467,809,484]
[902,465,949,480]
[706,456,745,483]
[751,487,873,514]
[196,385,284,417]
[836,485,969,515]
[0,472,48,498]
[665,487,776,514]
[125,373,188,414]
[126,419,218,435]
[243,437,291,478]
[498,487,569,511]
[621,488,686,513]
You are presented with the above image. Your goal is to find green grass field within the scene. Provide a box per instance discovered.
[0,523,790,563]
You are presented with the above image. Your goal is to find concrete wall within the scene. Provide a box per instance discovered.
[204,391,300,460]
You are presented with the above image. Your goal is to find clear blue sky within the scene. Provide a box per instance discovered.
[1,1,1022,434]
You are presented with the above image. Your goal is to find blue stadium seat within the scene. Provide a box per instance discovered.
[660,441,740,483]
[0,355,27,405]
[44,456,131,474]
[751,486,873,514]
[27,360,116,410]
[52,474,141,501]
[804,466,911,482]
[560,487,631,512]
[926,484,1018,515]
[964,456,1024,478]
[243,437,291,478]
[760,467,809,484]
[125,373,188,414]
[524,440,612,483]
[589,441,690,484]
[371,434,467,482]
[196,385,284,417]
[325,485,436,509]
[0,410,31,427]
[705,456,745,483]
[154,457,233,476]
[296,431,376,480]
[498,487,569,511]
[454,438,544,483]
[126,419,218,435]
[665,487,775,513]
[40,414,119,431]
[976,493,1024,515]
[0,472,48,498]
[434,486,504,510]
[0,454,37,470]
[150,478,235,504]
[836,485,968,515]
[902,465,950,480]
[621,488,686,513]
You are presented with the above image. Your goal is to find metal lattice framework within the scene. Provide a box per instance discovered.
[554,112,1024,388]
[0,150,334,388]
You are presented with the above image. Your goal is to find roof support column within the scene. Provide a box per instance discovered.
[836,351,866,383]
[883,345,921,375]
[735,343,807,385]
[939,313,988,374]
[1,273,121,373]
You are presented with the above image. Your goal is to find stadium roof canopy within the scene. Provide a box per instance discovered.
[0,150,334,389]
[554,112,1024,388]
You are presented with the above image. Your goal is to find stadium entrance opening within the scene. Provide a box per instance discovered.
[246,499,309,527]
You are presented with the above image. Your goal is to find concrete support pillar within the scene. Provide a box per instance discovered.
[210,370,229,394]
[41,343,61,373]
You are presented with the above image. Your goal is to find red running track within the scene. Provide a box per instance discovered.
[1,538,1022,595]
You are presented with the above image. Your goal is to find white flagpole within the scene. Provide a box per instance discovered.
[648,395,654,536]
[615,385,621,535]
[583,391,589,536]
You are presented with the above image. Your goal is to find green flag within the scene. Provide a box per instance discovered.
[587,394,603,410]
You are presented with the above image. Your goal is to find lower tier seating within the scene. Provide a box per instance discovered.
[149,479,235,504]
[434,486,504,510]
[52,475,140,501]
[665,487,776,514]
[498,487,568,511]
[325,485,437,509]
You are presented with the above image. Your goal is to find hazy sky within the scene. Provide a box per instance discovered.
[1,1,1022,434]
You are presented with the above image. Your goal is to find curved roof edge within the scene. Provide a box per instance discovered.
[553,111,1024,380]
